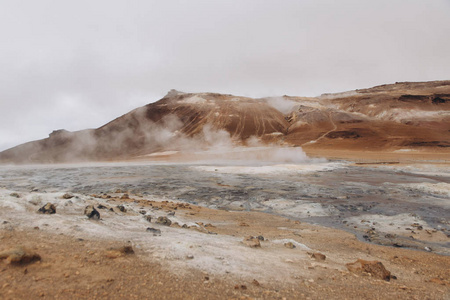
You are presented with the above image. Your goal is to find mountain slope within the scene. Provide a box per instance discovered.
[1,81,449,163]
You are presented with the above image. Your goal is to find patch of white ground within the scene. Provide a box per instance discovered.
[0,189,340,283]
[193,162,345,175]
[401,182,450,198]
[370,164,450,177]
[259,199,336,218]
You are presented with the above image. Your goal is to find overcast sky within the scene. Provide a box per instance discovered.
[1,0,450,151]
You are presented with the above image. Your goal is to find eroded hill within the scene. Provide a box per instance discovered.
[1,81,449,163]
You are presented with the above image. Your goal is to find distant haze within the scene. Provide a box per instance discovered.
[1,0,450,151]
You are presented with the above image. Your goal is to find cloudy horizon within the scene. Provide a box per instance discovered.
[1,0,450,151]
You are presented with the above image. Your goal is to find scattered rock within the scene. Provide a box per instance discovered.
[257,235,265,241]
[284,242,296,249]
[0,247,41,264]
[117,205,127,212]
[139,210,146,215]
[168,211,175,216]
[239,222,249,227]
[252,279,260,286]
[146,227,161,236]
[171,222,181,228]
[97,204,108,209]
[120,194,129,200]
[115,189,123,193]
[346,259,391,281]
[312,253,326,261]
[84,205,100,220]
[9,193,20,198]
[105,246,134,259]
[144,215,152,222]
[62,193,74,199]
[243,236,261,248]
[156,216,172,226]
[38,203,56,214]
[186,255,194,259]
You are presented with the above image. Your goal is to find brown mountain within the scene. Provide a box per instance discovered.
[1,81,449,163]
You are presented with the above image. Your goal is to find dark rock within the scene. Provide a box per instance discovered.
[117,205,127,212]
[257,235,265,241]
[146,227,161,236]
[139,210,146,215]
[97,204,107,209]
[38,203,56,214]
[9,193,20,198]
[84,205,100,220]
[156,216,172,226]
[144,215,152,222]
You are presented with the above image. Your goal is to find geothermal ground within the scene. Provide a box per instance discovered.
[0,148,449,299]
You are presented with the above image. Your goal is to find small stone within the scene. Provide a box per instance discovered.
[97,204,108,209]
[257,235,265,241]
[186,255,194,259]
[144,215,152,222]
[0,247,41,264]
[243,236,261,248]
[139,210,146,215]
[117,205,127,212]
[146,228,161,236]
[284,242,296,249]
[120,194,129,200]
[38,203,56,214]
[84,205,100,220]
[156,216,172,226]
[9,193,20,198]
[168,211,175,216]
[312,253,326,261]
[252,279,260,286]
[62,193,74,199]
[105,246,134,259]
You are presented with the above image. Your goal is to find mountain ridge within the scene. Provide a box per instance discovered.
[1,80,449,163]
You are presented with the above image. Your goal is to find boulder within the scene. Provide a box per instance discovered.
[156,216,172,226]
[38,203,56,214]
[105,246,134,259]
[84,205,100,220]
[0,247,41,264]
[146,227,162,236]
[284,242,296,249]
[62,193,74,199]
[346,259,391,281]
[312,253,326,261]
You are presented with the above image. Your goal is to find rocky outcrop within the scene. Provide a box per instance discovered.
[38,203,56,214]
[346,259,392,281]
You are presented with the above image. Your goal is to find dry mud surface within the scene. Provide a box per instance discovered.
[0,153,449,299]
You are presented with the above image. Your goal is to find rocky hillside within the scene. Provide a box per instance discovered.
[1,81,449,163]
